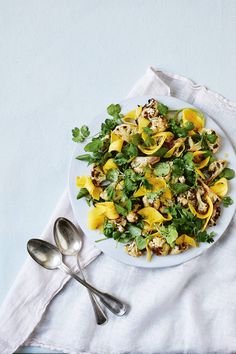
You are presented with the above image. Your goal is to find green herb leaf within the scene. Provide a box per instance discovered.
[76,188,89,200]
[160,224,178,247]
[115,203,128,216]
[157,102,169,116]
[136,236,147,250]
[154,162,170,177]
[76,154,93,163]
[152,146,168,157]
[128,225,142,238]
[84,138,103,152]
[222,196,233,207]
[196,230,215,243]
[171,183,190,195]
[107,104,121,117]
[106,169,119,182]
[207,133,217,144]
[81,125,90,138]
[220,168,235,180]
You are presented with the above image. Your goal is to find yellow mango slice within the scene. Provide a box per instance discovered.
[195,156,210,179]
[103,159,118,173]
[210,177,228,198]
[138,207,172,225]
[182,108,205,130]
[76,176,101,200]
[108,139,123,152]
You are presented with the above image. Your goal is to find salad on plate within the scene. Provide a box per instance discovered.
[72,98,234,261]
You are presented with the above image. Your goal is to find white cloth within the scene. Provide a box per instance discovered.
[1,68,236,354]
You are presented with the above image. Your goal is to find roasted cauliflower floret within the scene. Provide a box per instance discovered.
[113,124,138,142]
[170,245,182,255]
[196,190,208,213]
[207,160,227,182]
[141,98,158,119]
[142,195,160,209]
[150,117,169,133]
[131,156,160,174]
[125,241,142,257]
[126,211,138,223]
[110,217,127,232]
[91,165,106,186]
[148,237,170,256]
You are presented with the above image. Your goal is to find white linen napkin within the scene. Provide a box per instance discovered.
[1,67,236,354]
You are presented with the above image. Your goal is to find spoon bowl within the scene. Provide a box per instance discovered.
[27,239,62,270]
[54,217,82,256]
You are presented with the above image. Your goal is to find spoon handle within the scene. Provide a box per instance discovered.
[59,263,127,316]
[76,256,107,325]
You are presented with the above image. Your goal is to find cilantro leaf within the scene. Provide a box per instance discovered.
[220,168,235,180]
[128,225,142,238]
[107,103,121,117]
[72,126,90,142]
[171,183,190,195]
[157,102,169,116]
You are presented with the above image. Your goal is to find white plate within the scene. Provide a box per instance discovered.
[69,96,236,268]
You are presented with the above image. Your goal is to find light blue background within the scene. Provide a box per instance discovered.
[0,0,236,353]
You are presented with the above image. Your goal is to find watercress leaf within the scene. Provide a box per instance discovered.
[84,138,103,152]
[115,203,127,216]
[220,168,235,180]
[152,146,168,157]
[106,169,119,182]
[207,133,217,143]
[222,196,233,207]
[132,133,142,146]
[136,236,147,250]
[128,225,142,238]
[76,154,93,163]
[171,183,190,195]
[154,162,170,177]
[160,224,178,247]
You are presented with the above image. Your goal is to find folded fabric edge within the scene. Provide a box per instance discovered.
[150,66,236,111]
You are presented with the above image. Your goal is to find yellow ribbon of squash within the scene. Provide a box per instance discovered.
[138,132,173,155]
[138,207,172,225]
[164,138,185,158]
[103,158,118,173]
[210,177,228,198]
[195,156,210,180]
[122,106,142,124]
[188,195,214,230]
[76,176,102,200]
[182,108,205,130]
[138,117,150,133]
[88,202,119,230]
[109,132,123,152]
[175,234,198,247]
[133,177,166,197]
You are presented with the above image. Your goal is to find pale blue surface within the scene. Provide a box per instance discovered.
[0,0,236,353]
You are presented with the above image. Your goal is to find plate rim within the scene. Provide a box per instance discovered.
[68,95,236,268]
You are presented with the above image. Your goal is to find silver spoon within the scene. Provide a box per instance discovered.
[27,238,127,316]
[53,217,107,325]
